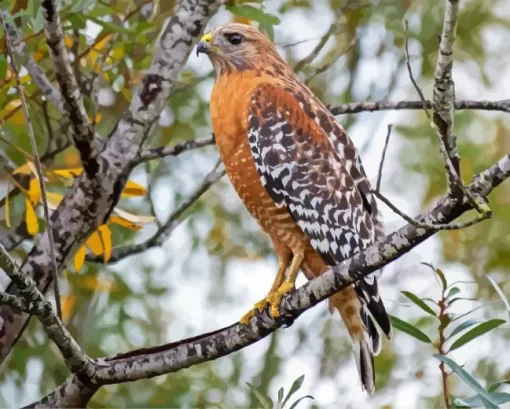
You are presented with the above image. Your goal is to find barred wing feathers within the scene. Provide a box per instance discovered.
[246,83,391,340]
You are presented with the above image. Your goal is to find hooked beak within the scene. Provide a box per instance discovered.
[196,33,213,57]
[196,40,211,56]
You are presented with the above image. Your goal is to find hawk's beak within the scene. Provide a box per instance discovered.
[196,33,213,57]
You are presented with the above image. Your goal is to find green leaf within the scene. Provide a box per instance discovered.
[228,5,281,26]
[390,315,433,344]
[455,392,510,407]
[436,268,448,291]
[282,375,305,408]
[448,319,479,339]
[447,287,461,299]
[486,275,510,321]
[421,262,447,289]
[277,387,284,408]
[246,382,272,409]
[288,395,314,409]
[449,319,505,351]
[401,290,437,317]
[434,355,499,409]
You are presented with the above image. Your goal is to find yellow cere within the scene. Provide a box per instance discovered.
[201,33,213,43]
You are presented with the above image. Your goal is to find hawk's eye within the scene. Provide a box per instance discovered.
[225,33,243,45]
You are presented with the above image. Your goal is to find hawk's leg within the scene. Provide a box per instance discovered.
[267,252,303,317]
[240,251,303,325]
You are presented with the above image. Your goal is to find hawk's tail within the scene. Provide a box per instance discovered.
[328,287,384,395]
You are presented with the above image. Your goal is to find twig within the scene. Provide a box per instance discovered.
[0,244,94,377]
[93,161,226,263]
[372,190,490,231]
[2,15,62,319]
[138,136,216,162]
[145,161,161,228]
[376,124,392,192]
[294,23,336,72]
[41,0,101,178]
[403,20,488,216]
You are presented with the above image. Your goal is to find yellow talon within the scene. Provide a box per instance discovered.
[267,281,295,317]
[240,281,296,325]
[240,298,270,325]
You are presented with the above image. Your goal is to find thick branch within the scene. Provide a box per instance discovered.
[30,154,510,407]
[433,0,461,188]
[0,0,222,366]
[41,0,101,178]
[0,244,94,377]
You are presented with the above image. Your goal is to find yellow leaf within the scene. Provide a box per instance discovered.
[74,245,87,271]
[51,167,83,178]
[86,231,103,256]
[121,180,148,197]
[113,207,155,224]
[110,215,142,230]
[64,35,73,48]
[28,178,41,205]
[98,225,112,262]
[5,181,10,228]
[61,295,76,323]
[25,199,38,235]
[33,50,44,61]
[12,162,33,176]
[46,192,64,210]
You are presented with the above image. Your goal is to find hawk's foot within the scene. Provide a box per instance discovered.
[239,281,295,325]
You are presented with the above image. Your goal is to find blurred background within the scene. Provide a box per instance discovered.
[0,0,510,407]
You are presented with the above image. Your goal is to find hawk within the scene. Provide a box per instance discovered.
[197,23,391,393]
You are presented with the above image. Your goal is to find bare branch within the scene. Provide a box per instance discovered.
[294,23,336,72]
[2,15,62,318]
[41,0,101,178]
[327,99,510,116]
[404,20,488,216]
[372,190,490,231]
[376,124,392,192]
[138,135,216,162]
[433,0,461,180]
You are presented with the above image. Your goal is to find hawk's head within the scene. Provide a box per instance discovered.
[197,23,284,75]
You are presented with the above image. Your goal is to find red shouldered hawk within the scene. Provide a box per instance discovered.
[197,23,391,393]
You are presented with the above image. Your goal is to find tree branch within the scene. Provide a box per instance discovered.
[433,0,461,186]
[0,244,94,377]
[41,0,101,179]
[0,0,223,366]
[327,99,510,116]
[138,135,216,162]
[2,15,62,318]
[28,154,510,407]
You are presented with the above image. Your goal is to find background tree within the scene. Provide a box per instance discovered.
[0,0,509,407]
